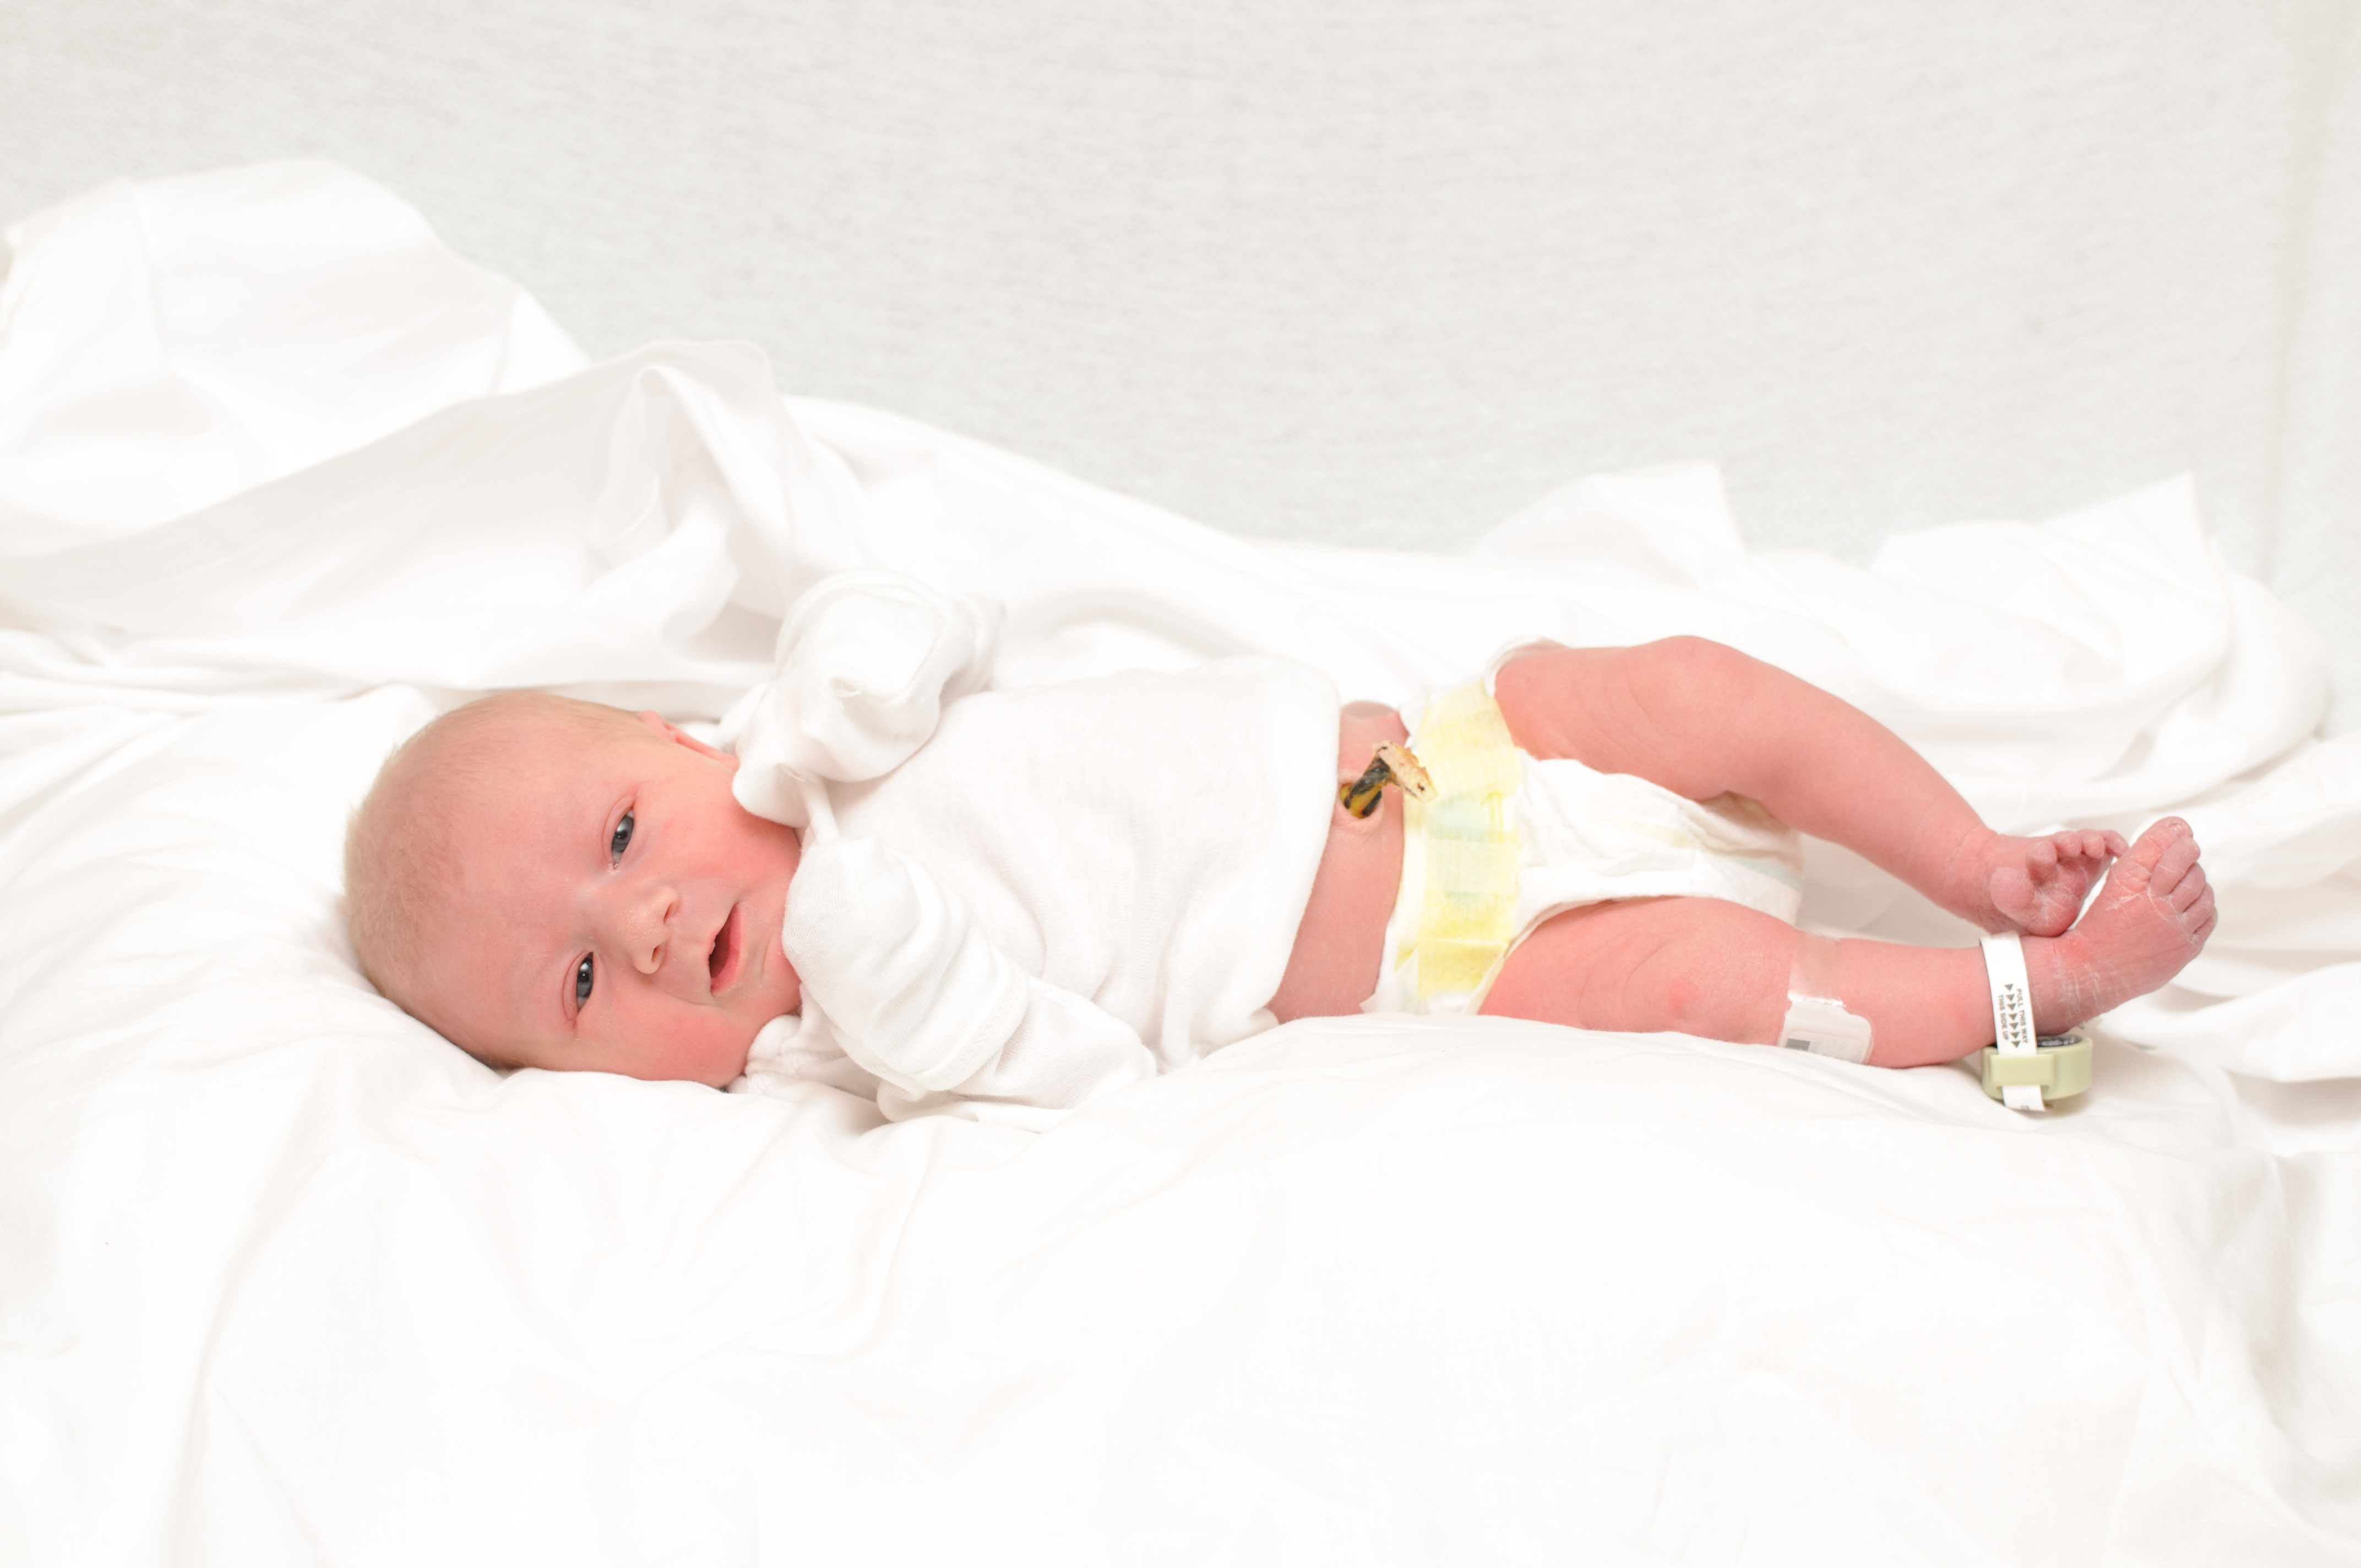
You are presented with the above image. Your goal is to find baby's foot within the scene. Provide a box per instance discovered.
[1983,827,2128,937]
[2030,818,2216,1030]
[1942,826,2127,937]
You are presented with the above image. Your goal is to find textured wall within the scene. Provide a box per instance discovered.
[6,1,2357,725]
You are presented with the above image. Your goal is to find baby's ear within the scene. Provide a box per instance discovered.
[637,710,733,764]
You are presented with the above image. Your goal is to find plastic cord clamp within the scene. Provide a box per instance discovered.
[1340,743,1437,819]
[1978,932,2091,1110]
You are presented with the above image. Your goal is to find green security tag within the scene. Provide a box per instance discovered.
[1979,1031,2092,1106]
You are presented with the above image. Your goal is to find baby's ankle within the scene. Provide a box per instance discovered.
[1926,823,2004,923]
[2024,930,2096,1034]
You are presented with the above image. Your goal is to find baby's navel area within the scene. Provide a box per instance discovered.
[1269,701,1410,1023]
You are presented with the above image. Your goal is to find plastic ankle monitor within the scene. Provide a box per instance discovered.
[1977,932,2092,1110]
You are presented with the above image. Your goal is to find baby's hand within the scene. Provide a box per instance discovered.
[782,836,1027,1094]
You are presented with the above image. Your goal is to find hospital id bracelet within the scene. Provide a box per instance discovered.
[1978,932,2091,1110]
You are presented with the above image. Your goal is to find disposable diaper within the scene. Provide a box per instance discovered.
[1368,716,1803,1015]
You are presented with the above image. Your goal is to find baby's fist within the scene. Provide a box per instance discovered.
[781,836,1026,1093]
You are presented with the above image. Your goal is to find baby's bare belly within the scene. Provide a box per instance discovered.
[1269,702,1408,1022]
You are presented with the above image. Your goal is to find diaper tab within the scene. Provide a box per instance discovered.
[1405,683,1524,997]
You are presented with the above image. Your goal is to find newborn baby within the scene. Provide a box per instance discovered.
[344,574,2215,1123]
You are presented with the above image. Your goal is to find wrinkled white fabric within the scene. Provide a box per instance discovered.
[734,1011,885,1101]
[721,569,1000,829]
[0,163,589,550]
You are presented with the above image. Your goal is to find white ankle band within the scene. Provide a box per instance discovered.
[1981,933,2046,1111]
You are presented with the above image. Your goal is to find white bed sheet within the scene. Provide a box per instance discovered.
[3,164,2359,1564]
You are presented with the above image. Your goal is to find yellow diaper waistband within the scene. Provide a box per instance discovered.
[1400,682,1525,998]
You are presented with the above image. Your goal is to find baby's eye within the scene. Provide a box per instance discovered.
[574,954,595,1010]
[610,811,634,865]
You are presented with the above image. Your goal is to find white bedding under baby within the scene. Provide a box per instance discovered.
[4,164,2359,1565]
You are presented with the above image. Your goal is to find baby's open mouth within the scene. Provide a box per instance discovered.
[708,905,741,992]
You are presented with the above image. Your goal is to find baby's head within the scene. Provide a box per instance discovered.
[345,692,803,1086]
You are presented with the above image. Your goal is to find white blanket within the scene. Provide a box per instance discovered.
[4,164,2358,1564]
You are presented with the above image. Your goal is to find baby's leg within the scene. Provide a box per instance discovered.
[1493,639,2124,935]
[1482,818,2214,1067]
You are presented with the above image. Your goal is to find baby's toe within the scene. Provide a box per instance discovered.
[2126,817,2196,875]
[2154,832,2202,888]
[2168,861,2208,913]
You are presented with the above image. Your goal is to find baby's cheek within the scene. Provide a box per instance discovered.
[687,1032,755,1089]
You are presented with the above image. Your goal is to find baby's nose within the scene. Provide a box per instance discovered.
[612,881,678,974]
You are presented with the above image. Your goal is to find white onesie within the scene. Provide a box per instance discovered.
[728,586,1339,1125]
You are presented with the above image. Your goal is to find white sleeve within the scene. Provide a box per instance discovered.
[722,569,999,829]
[782,836,1158,1126]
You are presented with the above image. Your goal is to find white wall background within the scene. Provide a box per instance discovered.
[7,1,2357,727]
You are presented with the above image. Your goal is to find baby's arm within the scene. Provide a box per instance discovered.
[785,835,1158,1125]
[1493,639,2123,936]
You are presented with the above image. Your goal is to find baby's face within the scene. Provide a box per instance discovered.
[412,710,802,1086]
